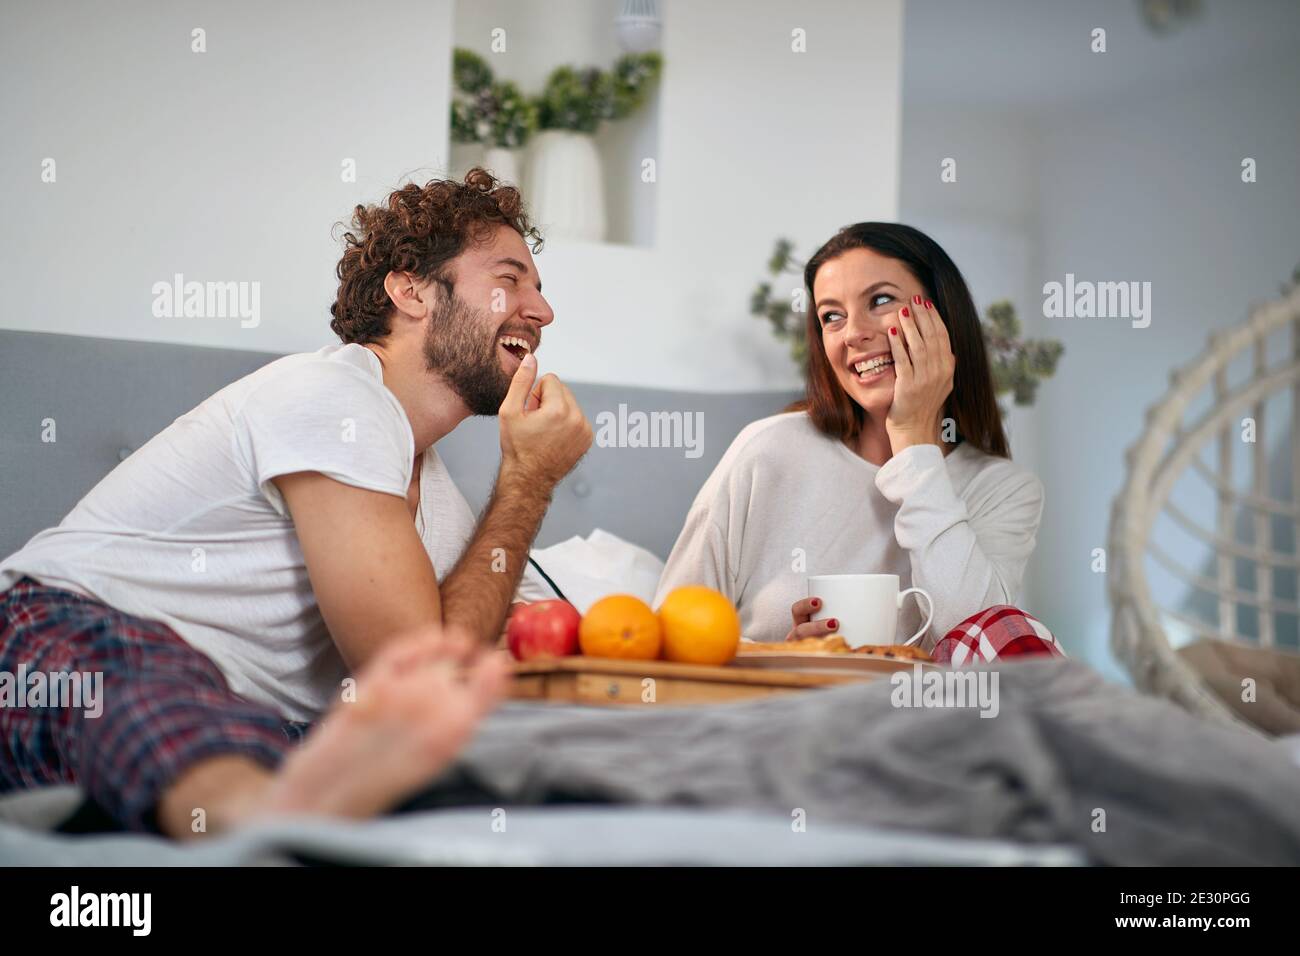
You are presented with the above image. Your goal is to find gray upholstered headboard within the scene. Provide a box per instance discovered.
[0,330,799,561]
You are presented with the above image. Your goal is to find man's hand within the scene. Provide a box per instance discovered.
[498,353,593,489]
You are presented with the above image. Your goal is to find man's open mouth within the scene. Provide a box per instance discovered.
[498,334,533,361]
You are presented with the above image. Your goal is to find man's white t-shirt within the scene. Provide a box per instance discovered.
[0,343,491,722]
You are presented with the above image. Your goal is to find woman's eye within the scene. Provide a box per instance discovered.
[820,311,844,325]
[870,293,894,309]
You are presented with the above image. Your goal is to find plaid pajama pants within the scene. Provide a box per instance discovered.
[0,577,308,833]
[930,604,1065,665]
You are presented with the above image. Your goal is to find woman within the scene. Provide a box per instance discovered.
[655,222,1051,657]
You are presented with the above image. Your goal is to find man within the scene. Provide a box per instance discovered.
[0,168,592,837]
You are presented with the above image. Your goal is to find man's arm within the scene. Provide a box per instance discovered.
[440,359,592,643]
[272,473,443,671]
[438,471,551,645]
[275,353,590,668]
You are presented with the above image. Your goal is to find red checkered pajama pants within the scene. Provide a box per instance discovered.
[930,604,1065,665]
[0,577,308,833]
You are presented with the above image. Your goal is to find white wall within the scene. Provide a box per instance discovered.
[900,50,1300,678]
[0,0,903,394]
[896,106,1048,623]
[1029,55,1300,677]
[453,0,626,92]
[530,0,902,391]
[896,105,1045,465]
[0,0,454,355]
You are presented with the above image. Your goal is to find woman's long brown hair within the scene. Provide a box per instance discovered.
[789,222,1009,458]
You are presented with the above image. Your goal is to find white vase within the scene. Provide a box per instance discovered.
[482,147,521,189]
[526,130,606,242]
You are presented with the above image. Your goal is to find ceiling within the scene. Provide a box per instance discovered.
[901,0,1300,109]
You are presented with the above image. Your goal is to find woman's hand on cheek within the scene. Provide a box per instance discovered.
[885,297,956,453]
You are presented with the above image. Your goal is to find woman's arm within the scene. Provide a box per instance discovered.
[876,445,1044,639]
[653,504,732,607]
[653,428,761,607]
[875,296,1042,640]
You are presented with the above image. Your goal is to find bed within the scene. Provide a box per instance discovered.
[4,658,1300,865]
[4,331,1300,865]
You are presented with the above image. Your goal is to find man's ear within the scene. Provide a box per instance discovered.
[382,271,431,323]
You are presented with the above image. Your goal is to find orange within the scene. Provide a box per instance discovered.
[579,594,662,660]
[658,586,741,665]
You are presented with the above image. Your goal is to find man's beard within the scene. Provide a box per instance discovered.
[423,292,514,415]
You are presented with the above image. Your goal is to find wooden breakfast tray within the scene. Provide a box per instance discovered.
[510,654,918,707]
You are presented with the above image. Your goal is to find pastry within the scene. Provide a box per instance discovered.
[738,635,932,661]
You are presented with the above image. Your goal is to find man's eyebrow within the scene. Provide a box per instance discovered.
[493,257,542,293]
[815,281,900,311]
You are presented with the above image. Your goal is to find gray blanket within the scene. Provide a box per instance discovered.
[2,658,1297,865]
[412,657,1300,865]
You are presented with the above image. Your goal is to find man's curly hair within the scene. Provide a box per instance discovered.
[329,168,542,344]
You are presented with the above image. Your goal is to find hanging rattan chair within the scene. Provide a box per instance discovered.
[1108,284,1300,736]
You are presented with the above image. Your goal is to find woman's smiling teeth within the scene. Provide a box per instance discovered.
[853,356,894,379]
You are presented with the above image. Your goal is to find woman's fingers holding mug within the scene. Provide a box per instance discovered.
[790,596,822,626]
[785,617,838,641]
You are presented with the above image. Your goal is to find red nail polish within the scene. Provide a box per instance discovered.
[901,306,909,318]
[925,299,933,309]
[890,326,898,335]
[913,295,922,305]
[811,598,820,608]
[827,619,838,630]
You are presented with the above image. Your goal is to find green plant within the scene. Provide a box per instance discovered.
[981,300,1064,406]
[749,238,1065,406]
[748,238,808,369]
[608,52,663,121]
[489,81,538,149]
[449,50,539,149]
[535,66,612,134]
[450,49,660,146]
[536,52,662,133]
[1281,260,1300,295]
[452,48,493,96]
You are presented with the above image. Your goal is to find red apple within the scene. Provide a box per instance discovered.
[506,600,582,661]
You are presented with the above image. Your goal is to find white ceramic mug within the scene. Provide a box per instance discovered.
[806,573,934,648]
